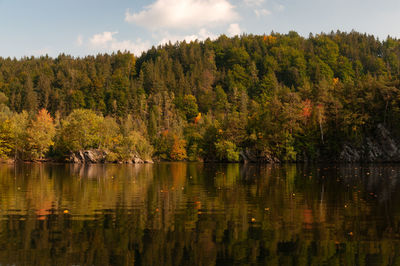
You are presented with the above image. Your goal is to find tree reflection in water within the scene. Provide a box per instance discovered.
[0,163,399,265]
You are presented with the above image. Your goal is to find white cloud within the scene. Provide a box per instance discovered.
[254,8,271,17]
[110,39,151,55]
[158,28,218,45]
[275,4,285,11]
[89,32,151,56]
[125,0,239,30]
[197,28,218,40]
[244,0,264,7]
[89,31,117,46]
[76,35,83,46]
[30,47,53,57]
[227,23,241,37]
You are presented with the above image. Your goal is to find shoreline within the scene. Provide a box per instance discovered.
[4,159,400,165]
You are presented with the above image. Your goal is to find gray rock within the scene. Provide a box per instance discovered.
[68,149,107,164]
[68,150,152,164]
[69,150,85,163]
[340,144,361,162]
[239,148,280,163]
[132,155,144,164]
[239,151,249,163]
[377,124,399,158]
[339,124,400,162]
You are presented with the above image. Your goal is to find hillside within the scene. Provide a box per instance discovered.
[0,31,400,162]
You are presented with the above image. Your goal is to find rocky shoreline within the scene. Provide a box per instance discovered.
[339,124,400,163]
[68,149,154,164]
[2,124,400,164]
[239,124,400,164]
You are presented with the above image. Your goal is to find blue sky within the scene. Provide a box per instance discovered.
[0,0,399,58]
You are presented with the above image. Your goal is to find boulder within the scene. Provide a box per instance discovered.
[68,149,107,164]
[132,155,144,164]
[69,150,85,163]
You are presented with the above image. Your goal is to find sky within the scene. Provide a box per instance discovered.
[0,0,399,58]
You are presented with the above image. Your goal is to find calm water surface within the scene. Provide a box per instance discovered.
[0,163,399,265]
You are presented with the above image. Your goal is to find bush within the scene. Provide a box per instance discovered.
[115,131,153,160]
[106,151,119,162]
[215,140,239,162]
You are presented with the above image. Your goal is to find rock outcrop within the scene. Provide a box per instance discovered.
[339,124,400,162]
[68,149,152,164]
[239,148,280,163]
[132,155,144,164]
[69,150,107,164]
[239,124,400,163]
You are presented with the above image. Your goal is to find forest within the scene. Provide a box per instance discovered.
[0,30,399,162]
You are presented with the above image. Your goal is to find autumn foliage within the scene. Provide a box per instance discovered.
[194,113,201,124]
[0,32,399,162]
[26,109,56,159]
[170,136,187,161]
[264,35,277,44]
[302,99,312,119]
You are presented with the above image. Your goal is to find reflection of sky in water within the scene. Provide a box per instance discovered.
[0,163,399,265]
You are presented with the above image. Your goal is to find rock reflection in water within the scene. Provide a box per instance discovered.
[0,163,399,265]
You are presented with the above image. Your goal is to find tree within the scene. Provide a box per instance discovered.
[99,116,121,150]
[182,94,199,120]
[26,109,56,159]
[0,118,14,158]
[22,76,38,113]
[170,135,187,161]
[215,140,239,162]
[58,109,103,152]
[10,111,29,159]
[116,131,154,160]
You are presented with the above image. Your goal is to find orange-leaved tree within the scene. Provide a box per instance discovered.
[27,109,56,160]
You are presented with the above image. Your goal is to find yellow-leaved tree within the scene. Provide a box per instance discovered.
[170,135,187,161]
[0,118,14,159]
[27,109,56,160]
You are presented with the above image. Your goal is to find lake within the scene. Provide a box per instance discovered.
[0,163,399,265]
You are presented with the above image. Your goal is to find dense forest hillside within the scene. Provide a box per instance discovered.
[1,31,400,162]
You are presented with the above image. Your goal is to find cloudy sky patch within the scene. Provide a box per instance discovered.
[0,0,399,57]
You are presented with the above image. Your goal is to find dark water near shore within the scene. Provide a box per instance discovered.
[0,163,400,265]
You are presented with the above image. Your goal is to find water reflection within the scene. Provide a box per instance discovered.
[0,163,399,265]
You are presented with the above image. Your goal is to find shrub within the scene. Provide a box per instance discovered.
[215,140,239,162]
